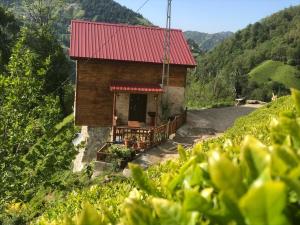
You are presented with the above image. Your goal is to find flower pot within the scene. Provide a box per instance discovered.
[124,139,133,148]
[137,141,146,150]
[97,152,110,161]
[118,159,128,169]
[130,150,136,159]
[132,142,138,150]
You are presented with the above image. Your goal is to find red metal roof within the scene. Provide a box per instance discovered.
[110,80,163,93]
[70,20,196,67]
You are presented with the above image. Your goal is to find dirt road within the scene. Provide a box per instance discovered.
[175,104,261,144]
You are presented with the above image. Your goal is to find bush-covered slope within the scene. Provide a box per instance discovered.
[198,5,300,78]
[25,95,294,224]
[114,91,300,225]
[249,60,300,89]
[188,5,300,106]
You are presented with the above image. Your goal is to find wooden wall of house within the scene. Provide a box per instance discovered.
[75,60,188,126]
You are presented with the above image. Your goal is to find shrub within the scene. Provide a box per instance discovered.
[61,90,300,225]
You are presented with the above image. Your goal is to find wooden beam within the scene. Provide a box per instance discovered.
[155,94,158,127]
[112,92,117,142]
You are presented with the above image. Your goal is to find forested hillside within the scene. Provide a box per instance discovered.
[187,5,300,107]
[1,2,300,224]
[1,0,152,46]
[184,31,233,51]
[0,3,91,224]
[0,1,155,223]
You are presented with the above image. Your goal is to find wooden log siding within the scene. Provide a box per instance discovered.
[75,60,188,126]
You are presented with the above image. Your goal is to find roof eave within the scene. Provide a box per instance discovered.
[70,56,197,68]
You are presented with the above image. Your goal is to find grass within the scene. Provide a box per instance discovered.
[54,114,74,131]
[249,60,300,89]
[186,99,235,110]
[29,114,75,151]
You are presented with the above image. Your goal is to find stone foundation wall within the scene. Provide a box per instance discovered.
[164,86,185,116]
[81,126,111,162]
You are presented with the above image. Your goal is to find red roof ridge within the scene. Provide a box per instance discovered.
[71,20,183,32]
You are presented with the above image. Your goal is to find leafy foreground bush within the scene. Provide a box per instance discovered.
[117,90,300,225]
[31,93,296,225]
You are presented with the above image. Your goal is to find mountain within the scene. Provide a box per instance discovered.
[1,0,153,46]
[190,5,300,104]
[184,31,233,51]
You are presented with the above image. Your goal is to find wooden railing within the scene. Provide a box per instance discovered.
[167,110,187,136]
[115,127,151,144]
[111,109,187,150]
[150,124,168,146]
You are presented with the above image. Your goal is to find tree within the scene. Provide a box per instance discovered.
[0,6,19,73]
[0,27,77,203]
[22,0,63,27]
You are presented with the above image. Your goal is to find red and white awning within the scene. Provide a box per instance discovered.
[110,80,163,93]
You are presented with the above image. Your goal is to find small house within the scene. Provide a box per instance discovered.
[69,20,196,154]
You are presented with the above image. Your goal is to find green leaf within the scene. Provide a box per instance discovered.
[121,191,157,225]
[167,157,198,192]
[152,198,198,225]
[77,203,106,225]
[178,144,187,161]
[183,188,211,212]
[219,192,246,225]
[209,151,244,198]
[182,164,203,188]
[292,89,300,114]
[152,198,182,225]
[241,136,270,182]
[239,181,290,225]
[129,163,161,197]
[271,146,299,176]
[62,216,75,225]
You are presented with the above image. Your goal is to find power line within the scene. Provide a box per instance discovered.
[161,0,172,88]
[136,0,151,13]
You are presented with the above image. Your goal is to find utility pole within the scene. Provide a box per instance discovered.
[161,0,172,88]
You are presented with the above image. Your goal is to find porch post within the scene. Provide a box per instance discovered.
[155,94,158,127]
[112,92,117,142]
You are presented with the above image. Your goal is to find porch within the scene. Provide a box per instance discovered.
[110,80,163,142]
[96,80,187,161]
[114,111,187,148]
[96,111,187,161]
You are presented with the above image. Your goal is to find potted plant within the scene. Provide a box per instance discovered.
[137,137,146,150]
[96,143,111,161]
[109,145,134,168]
[124,137,132,148]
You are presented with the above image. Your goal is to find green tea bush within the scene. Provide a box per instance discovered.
[114,90,300,225]
[53,90,300,225]
[25,93,295,225]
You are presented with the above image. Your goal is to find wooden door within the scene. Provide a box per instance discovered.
[129,94,147,122]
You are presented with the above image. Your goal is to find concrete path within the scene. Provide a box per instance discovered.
[125,104,262,172]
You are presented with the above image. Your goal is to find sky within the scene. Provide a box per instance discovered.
[115,0,300,33]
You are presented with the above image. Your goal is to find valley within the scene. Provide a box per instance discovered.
[0,1,299,224]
